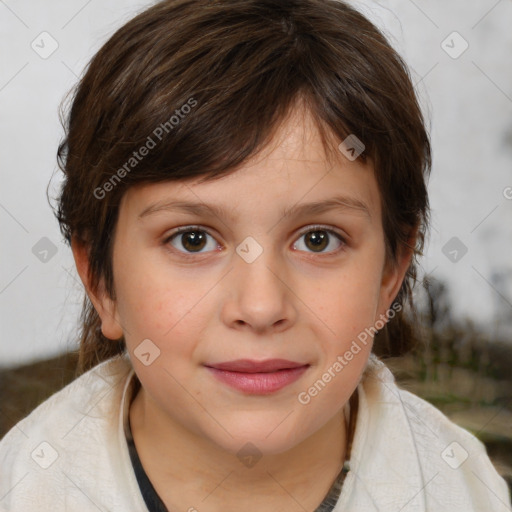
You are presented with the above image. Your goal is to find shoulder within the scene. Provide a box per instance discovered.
[0,355,145,511]
[1,354,131,445]
[353,356,511,511]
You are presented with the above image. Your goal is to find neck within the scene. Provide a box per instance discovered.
[129,387,347,512]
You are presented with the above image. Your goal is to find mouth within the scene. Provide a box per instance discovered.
[204,359,310,394]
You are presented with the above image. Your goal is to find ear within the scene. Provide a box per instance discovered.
[375,226,417,321]
[71,236,124,340]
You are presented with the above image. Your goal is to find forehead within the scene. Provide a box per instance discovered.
[120,107,381,224]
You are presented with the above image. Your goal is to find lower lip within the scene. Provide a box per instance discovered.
[206,366,309,394]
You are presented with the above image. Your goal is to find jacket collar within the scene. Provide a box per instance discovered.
[333,355,427,511]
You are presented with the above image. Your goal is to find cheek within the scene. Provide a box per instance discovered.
[113,251,200,344]
[319,259,384,339]
[297,271,379,418]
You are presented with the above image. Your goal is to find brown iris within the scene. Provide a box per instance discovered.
[180,231,207,252]
[304,230,329,252]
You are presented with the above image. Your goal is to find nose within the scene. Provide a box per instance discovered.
[221,243,297,335]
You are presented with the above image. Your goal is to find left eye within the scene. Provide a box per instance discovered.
[293,227,345,254]
[165,226,345,255]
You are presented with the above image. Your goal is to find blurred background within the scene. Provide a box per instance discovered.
[1,0,511,494]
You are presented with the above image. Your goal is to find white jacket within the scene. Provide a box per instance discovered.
[0,354,509,511]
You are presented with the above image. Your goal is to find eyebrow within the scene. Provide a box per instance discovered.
[138,195,372,222]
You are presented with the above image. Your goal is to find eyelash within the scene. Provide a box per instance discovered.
[163,224,348,259]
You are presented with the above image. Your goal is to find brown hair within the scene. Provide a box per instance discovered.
[54,0,431,374]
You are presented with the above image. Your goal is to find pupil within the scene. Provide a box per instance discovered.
[183,231,206,251]
[307,231,327,251]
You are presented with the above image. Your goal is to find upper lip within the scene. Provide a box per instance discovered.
[205,359,308,373]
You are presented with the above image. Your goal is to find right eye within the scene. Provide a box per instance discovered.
[164,226,220,256]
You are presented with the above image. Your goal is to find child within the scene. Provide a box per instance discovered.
[0,0,509,510]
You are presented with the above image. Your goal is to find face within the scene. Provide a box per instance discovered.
[81,108,410,456]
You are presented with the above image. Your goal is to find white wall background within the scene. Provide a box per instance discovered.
[1,0,511,367]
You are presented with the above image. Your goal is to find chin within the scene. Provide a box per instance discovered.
[205,417,307,458]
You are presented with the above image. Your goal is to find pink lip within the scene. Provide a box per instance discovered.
[204,359,309,394]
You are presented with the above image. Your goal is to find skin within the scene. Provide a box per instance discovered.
[73,107,414,511]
